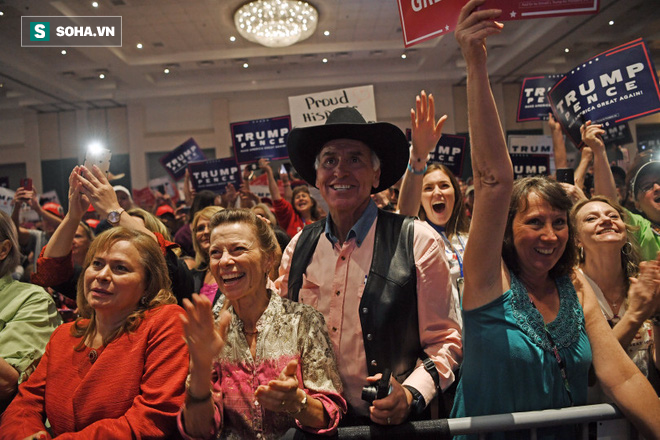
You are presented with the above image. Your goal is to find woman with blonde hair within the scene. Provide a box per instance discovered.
[190,205,225,302]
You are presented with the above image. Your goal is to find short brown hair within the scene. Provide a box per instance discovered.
[502,177,577,279]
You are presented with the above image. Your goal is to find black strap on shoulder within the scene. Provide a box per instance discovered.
[287,219,326,302]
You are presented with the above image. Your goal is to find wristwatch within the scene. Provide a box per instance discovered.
[107,208,125,226]
[403,385,426,415]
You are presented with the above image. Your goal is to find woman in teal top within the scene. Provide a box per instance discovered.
[452,1,660,439]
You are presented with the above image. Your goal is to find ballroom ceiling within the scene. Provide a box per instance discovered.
[0,0,658,113]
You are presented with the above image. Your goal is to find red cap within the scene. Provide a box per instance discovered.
[42,202,64,218]
[156,204,175,217]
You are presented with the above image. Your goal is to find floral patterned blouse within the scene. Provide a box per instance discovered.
[179,291,346,440]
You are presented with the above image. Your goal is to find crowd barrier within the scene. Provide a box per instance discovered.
[281,403,638,439]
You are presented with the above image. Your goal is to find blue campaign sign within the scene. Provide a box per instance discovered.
[511,154,550,180]
[159,138,207,181]
[188,158,241,194]
[517,75,563,122]
[601,121,633,146]
[429,134,466,177]
[548,38,660,147]
[231,116,291,164]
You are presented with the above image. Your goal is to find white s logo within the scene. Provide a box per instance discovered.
[35,24,46,39]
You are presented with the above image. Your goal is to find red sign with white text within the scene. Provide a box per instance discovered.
[397,0,599,47]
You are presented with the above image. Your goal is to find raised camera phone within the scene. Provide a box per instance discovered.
[361,369,392,404]
[84,148,112,174]
[20,178,32,191]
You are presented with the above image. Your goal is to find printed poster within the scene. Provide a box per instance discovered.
[159,138,207,181]
[548,38,660,147]
[231,116,291,164]
[397,0,598,47]
[188,158,242,194]
[517,75,564,122]
[511,154,550,180]
[429,134,467,177]
[508,134,555,175]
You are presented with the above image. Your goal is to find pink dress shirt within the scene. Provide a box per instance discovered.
[277,216,462,416]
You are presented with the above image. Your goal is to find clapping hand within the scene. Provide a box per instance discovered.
[181,294,231,371]
[254,359,304,414]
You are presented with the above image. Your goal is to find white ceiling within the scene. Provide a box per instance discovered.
[0,0,659,113]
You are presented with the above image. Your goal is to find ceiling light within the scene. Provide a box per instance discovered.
[564,48,570,53]
[98,73,105,79]
[92,2,99,7]
[136,43,143,49]
[0,11,4,16]
[163,68,170,74]
[234,0,318,48]
[322,58,328,63]
[323,30,330,36]
[243,62,249,68]
[608,20,614,25]
[61,49,67,55]
[401,53,407,59]
[230,36,236,42]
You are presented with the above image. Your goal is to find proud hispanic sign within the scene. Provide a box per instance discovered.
[188,158,241,194]
[231,116,291,164]
[159,138,206,181]
[397,0,598,47]
[517,75,563,122]
[548,39,660,147]
[288,85,376,128]
[429,134,466,177]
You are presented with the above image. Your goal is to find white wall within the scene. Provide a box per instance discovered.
[0,83,657,192]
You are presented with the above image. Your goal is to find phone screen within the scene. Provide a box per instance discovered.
[84,148,112,174]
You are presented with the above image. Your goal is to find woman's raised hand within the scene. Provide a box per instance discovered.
[627,256,660,321]
[181,294,231,370]
[410,90,447,162]
[67,166,91,220]
[455,0,503,64]
[580,120,606,152]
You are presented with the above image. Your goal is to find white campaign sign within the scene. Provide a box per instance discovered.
[288,85,377,128]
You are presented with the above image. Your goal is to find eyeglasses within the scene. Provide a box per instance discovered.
[638,179,660,193]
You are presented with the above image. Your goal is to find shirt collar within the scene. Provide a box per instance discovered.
[324,199,378,247]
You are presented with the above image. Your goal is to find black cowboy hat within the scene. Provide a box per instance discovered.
[286,107,409,193]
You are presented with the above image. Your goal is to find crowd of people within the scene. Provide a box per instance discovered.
[1,1,659,438]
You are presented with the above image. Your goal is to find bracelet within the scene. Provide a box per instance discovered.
[186,388,212,404]
[407,161,427,175]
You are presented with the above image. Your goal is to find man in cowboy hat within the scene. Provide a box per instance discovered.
[277,107,461,425]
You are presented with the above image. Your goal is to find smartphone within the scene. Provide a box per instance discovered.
[20,178,32,191]
[279,164,287,174]
[84,148,112,174]
[556,168,575,185]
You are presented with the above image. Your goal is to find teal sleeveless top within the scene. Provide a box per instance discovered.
[451,273,592,440]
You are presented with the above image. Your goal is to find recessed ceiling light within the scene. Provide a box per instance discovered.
[61,49,67,55]
[0,11,4,16]
[98,73,105,79]
[243,63,249,68]
[564,48,570,53]
[92,1,98,7]
[322,58,328,63]
[608,20,614,25]
[323,30,330,36]
[136,43,143,49]
[164,68,170,74]
[230,36,236,42]
[401,53,407,59]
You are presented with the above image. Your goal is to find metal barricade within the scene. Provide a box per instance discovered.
[281,403,636,439]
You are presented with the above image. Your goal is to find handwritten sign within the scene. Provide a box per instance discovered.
[517,75,563,122]
[429,134,466,177]
[397,0,598,47]
[231,116,291,164]
[159,138,206,181]
[548,38,660,147]
[288,85,376,128]
[188,158,241,194]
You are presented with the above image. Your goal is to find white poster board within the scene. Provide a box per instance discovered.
[288,85,377,128]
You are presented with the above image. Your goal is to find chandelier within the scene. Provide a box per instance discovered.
[234,0,318,48]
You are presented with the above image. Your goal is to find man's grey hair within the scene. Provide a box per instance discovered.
[313,148,381,172]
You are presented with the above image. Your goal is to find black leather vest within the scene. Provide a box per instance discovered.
[287,210,420,384]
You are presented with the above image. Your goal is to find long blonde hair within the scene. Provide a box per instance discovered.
[72,227,175,350]
[192,206,224,269]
